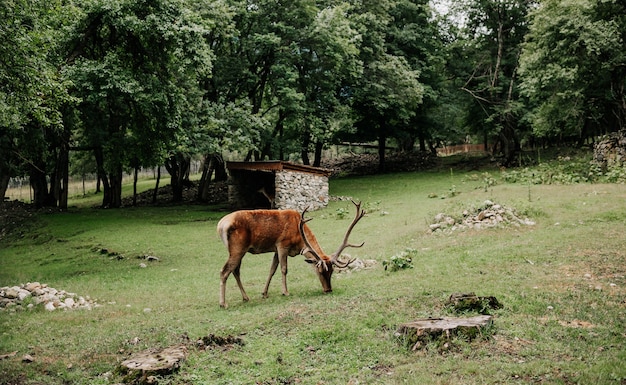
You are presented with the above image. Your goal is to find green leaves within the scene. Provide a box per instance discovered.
[518,0,626,139]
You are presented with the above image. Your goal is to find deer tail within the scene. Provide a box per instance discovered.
[216,215,231,247]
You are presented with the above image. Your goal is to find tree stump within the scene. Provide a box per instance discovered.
[396,315,493,350]
[119,345,188,383]
[446,292,502,314]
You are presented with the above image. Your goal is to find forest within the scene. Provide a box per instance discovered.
[1,0,625,208]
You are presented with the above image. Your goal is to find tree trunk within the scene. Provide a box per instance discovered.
[152,166,161,204]
[215,157,227,181]
[108,166,123,208]
[260,111,285,161]
[53,141,69,210]
[196,153,227,201]
[378,122,387,173]
[30,164,54,208]
[95,147,112,208]
[0,173,9,202]
[197,154,215,202]
[313,141,323,167]
[418,132,426,152]
[396,315,493,351]
[165,154,190,202]
[132,166,139,206]
[301,127,311,166]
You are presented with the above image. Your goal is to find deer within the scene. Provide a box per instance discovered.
[216,201,366,308]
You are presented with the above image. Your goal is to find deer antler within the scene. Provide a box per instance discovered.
[299,207,328,271]
[331,201,366,268]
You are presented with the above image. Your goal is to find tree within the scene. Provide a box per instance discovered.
[291,3,362,166]
[349,0,424,171]
[450,0,533,164]
[387,0,447,152]
[518,0,626,142]
[202,0,361,167]
[0,0,77,207]
[64,0,212,207]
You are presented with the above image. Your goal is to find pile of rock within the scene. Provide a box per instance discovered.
[593,129,626,170]
[430,200,535,233]
[335,257,378,273]
[0,282,99,312]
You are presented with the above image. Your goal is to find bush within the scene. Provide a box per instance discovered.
[382,248,416,272]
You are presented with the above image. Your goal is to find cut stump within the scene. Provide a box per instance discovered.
[446,292,502,313]
[396,315,493,350]
[119,344,188,383]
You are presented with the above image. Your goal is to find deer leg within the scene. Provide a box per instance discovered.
[220,255,248,308]
[219,262,231,309]
[232,261,250,303]
[262,252,279,298]
[279,251,289,296]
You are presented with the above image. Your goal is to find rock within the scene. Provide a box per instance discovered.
[0,351,18,360]
[22,354,34,363]
[16,289,31,301]
[4,288,19,299]
[430,201,535,233]
[64,298,75,308]
[335,258,377,273]
[593,130,626,170]
[24,282,42,291]
[0,283,99,312]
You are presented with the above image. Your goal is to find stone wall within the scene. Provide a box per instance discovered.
[274,170,329,211]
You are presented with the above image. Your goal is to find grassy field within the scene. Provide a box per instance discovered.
[1,164,625,384]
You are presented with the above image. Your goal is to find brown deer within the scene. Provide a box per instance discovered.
[216,201,365,308]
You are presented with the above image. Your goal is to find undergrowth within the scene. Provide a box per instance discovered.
[501,154,626,184]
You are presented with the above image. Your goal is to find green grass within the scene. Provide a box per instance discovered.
[1,167,626,384]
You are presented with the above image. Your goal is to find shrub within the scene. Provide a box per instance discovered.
[382,248,416,271]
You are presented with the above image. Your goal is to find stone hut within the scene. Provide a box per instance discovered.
[226,161,331,211]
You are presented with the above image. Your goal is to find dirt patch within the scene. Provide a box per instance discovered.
[194,334,245,351]
[0,201,39,242]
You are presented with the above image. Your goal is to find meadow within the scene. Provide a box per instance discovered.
[1,160,625,384]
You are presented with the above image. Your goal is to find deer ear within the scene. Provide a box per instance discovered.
[303,258,315,264]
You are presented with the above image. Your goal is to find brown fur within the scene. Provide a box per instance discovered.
[217,210,333,308]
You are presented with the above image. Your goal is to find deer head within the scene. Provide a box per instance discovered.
[299,201,366,292]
